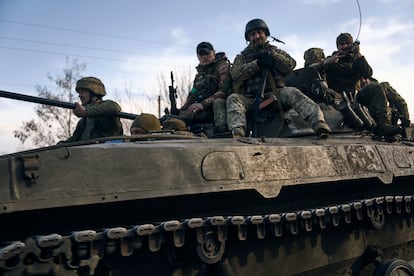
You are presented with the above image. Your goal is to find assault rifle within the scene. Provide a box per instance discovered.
[0,90,137,120]
[169,71,179,115]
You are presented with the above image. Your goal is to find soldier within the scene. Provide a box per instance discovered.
[303,47,366,130]
[130,113,161,135]
[162,117,204,137]
[228,18,330,139]
[60,77,123,143]
[359,78,410,129]
[179,41,231,133]
[320,33,403,137]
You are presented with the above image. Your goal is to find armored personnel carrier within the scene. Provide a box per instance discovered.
[1,89,414,275]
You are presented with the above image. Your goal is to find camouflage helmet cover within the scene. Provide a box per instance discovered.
[304,48,325,67]
[336,33,353,47]
[244,18,270,41]
[76,77,106,96]
[131,113,161,132]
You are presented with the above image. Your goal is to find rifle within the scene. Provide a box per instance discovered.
[252,69,268,138]
[0,90,137,120]
[168,71,179,115]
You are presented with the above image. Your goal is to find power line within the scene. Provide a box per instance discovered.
[0,35,158,56]
[0,46,163,65]
[0,18,175,47]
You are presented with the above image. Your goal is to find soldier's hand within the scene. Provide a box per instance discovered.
[187,103,204,114]
[74,102,87,117]
[351,43,361,58]
[257,52,274,70]
[322,52,345,65]
[401,117,410,127]
[213,91,225,99]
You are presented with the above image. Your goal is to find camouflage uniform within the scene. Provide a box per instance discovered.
[228,41,330,138]
[303,48,343,103]
[358,79,410,128]
[380,82,410,126]
[322,33,403,136]
[180,52,231,131]
[62,77,123,143]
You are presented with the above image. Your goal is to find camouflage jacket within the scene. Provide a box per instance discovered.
[230,42,296,98]
[180,52,231,111]
[64,99,123,143]
[324,51,373,94]
[380,81,410,120]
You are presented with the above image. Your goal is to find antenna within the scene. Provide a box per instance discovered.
[355,0,362,43]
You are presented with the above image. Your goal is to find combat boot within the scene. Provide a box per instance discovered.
[373,112,403,137]
[312,120,330,139]
[373,124,403,137]
[231,127,245,138]
[214,125,228,134]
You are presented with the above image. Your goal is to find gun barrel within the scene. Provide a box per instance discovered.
[0,90,137,120]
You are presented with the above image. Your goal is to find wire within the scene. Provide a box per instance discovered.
[355,0,362,42]
[0,19,173,46]
[0,36,158,56]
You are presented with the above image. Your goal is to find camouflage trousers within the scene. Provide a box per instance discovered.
[226,86,326,131]
[213,98,227,127]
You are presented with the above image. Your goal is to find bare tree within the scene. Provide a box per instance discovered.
[13,57,86,147]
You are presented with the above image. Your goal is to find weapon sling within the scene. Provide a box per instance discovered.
[252,69,268,137]
[267,72,285,137]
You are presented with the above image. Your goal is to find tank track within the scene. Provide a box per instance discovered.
[1,194,413,275]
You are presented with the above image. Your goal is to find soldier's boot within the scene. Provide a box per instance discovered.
[373,112,403,137]
[231,127,245,138]
[214,125,228,134]
[312,120,331,139]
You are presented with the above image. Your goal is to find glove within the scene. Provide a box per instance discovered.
[401,117,410,127]
[257,52,274,70]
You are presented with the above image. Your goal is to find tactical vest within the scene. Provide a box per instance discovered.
[191,54,228,103]
[237,44,286,98]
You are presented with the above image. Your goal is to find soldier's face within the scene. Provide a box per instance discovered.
[197,51,215,65]
[78,89,91,105]
[338,41,352,51]
[130,127,147,135]
[249,29,267,46]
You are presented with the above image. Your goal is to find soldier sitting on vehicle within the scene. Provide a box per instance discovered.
[59,77,123,143]
[302,38,406,138]
[178,42,231,134]
[301,47,373,131]
[227,18,330,139]
[130,113,161,135]
[359,77,410,131]
[313,33,403,137]
[162,117,205,137]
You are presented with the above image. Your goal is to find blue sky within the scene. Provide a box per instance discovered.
[0,0,413,154]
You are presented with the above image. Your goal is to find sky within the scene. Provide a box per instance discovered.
[0,0,413,154]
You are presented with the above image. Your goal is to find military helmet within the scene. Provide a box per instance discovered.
[76,77,106,96]
[336,33,353,47]
[304,48,325,67]
[162,118,187,131]
[244,19,270,41]
[131,113,161,132]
